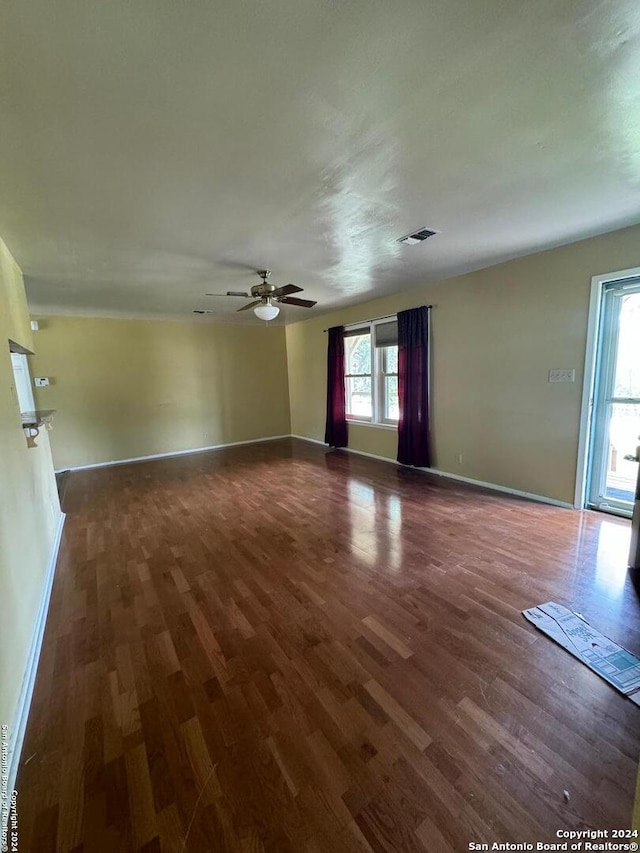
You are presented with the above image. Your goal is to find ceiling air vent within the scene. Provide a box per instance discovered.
[397,228,438,246]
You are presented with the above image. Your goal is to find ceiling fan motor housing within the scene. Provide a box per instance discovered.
[251,283,278,299]
[251,270,275,300]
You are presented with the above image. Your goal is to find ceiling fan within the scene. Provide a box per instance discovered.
[205,270,317,320]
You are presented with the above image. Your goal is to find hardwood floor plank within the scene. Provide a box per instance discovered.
[124,742,157,849]
[362,680,432,752]
[14,438,640,851]
[361,616,414,660]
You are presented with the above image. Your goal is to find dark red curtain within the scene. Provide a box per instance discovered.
[397,306,431,467]
[324,326,348,448]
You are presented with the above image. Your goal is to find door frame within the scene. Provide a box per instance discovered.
[575,265,640,510]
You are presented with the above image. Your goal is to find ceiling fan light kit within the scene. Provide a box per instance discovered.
[254,300,280,321]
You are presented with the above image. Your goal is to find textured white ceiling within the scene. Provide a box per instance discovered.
[2,0,640,322]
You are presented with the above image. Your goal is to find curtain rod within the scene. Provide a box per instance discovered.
[322,305,432,333]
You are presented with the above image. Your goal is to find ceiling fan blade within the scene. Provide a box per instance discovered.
[273,283,303,297]
[278,296,317,308]
[236,300,262,312]
[206,291,250,298]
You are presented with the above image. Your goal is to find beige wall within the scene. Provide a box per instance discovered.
[20,221,640,505]
[30,316,291,470]
[0,238,61,740]
[287,223,640,505]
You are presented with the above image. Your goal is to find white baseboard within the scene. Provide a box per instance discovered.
[55,434,291,473]
[289,435,573,509]
[424,466,574,509]
[54,431,573,509]
[290,433,325,446]
[3,511,66,833]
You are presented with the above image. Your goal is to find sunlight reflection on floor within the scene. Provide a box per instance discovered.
[594,519,632,598]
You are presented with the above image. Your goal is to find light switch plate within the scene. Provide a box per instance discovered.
[549,368,575,383]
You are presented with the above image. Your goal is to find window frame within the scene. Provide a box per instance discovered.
[344,318,398,428]
[376,341,399,425]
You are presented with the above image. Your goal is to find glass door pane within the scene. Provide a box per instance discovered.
[588,283,640,515]
[603,403,640,503]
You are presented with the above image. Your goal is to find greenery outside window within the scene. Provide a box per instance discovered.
[344,319,398,425]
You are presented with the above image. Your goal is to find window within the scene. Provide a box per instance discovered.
[345,319,398,425]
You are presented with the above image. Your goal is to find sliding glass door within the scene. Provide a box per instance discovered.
[587,279,640,515]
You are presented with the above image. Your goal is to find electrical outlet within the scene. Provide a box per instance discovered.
[548,368,575,383]
[34,377,50,387]
[455,453,463,465]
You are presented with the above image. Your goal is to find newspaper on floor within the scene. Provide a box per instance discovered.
[522,601,640,707]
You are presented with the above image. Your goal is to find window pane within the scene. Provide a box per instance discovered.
[604,402,640,502]
[613,292,640,398]
[346,376,372,418]
[384,345,398,374]
[375,321,398,348]
[385,375,399,420]
[345,334,371,375]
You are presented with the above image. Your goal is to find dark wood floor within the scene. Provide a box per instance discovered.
[15,438,640,852]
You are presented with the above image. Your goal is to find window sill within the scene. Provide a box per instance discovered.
[347,419,397,432]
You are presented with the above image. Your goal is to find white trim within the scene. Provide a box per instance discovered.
[575,276,603,508]
[3,512,66,834]
[290,435,573,509]
[575,265,640,509]
[333,445,398,466]
[347,419,397,431]
[291,433,325,445]
[588,503,632,519]
[423,467,574,509]
[55,430,575,509]
[54,435,291,473]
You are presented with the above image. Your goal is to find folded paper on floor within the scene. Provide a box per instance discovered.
[522,601,640,706]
